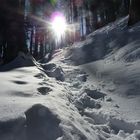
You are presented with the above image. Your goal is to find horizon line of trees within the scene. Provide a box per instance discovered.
[0,0,140,64]
[64,0,130,38]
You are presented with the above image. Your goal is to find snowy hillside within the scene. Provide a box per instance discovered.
[67,17,140,64]
[0,17,140,140]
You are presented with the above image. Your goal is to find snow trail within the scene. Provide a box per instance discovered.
[0,17,140,140]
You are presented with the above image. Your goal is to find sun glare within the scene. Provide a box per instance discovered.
[51,12,67,42]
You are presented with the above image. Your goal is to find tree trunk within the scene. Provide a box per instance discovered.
[33,27,39,58]
[30,27,34,54]
[128,0,140,26]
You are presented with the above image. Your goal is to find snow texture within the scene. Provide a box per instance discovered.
[0,17,140,140]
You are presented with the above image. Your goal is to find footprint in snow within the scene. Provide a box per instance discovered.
[37,87,52,95]
[12,92,33,97]
[82,88,106,100]
[34,73,44,79]
[12,80,28,85]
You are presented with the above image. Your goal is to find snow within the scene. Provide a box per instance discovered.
[0,52,34,71]
[0,16,140,140]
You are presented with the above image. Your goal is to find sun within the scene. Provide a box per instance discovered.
[51,12,67,42]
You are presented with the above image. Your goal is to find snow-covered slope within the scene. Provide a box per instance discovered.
[0,17,140,140]
[67,17,140,65]
[0,57,100,140]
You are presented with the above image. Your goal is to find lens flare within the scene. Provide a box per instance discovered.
[51,12,67,42]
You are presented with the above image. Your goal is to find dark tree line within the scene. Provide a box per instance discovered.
[0,0,27,64]
[0,0,140,64]
[66,0,130,36]
[26,0,56,59]
[128,0,140,26]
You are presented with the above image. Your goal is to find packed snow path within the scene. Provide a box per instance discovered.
[0,55,140,140]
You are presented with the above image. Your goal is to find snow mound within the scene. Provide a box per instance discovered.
[0,115,26,140]
[25,104,62,140]
[115,40,140,62]
[42,63,65,81]
[0,104,63,140]
[66,17,140,65]
[0,52,34,71]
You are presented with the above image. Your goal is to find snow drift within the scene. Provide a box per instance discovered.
[67,17,140,65]
[0,52,34,71]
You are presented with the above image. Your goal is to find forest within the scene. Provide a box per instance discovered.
[0,0,140,64]
[0,1,140,140]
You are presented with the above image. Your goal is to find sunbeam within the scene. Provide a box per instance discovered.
[50,12,67,42]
